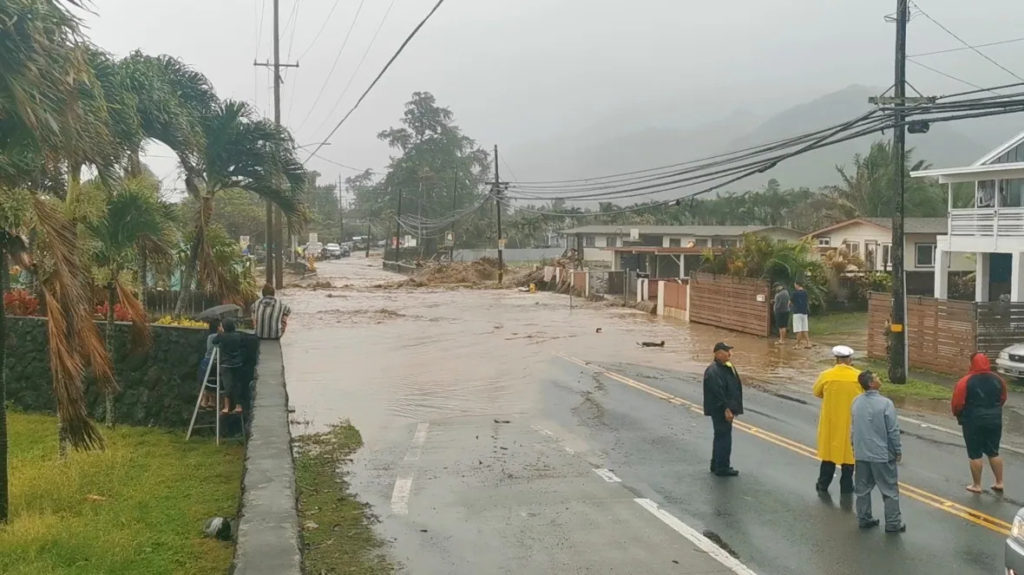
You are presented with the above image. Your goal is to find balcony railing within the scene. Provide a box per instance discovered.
[949,207,1024,237]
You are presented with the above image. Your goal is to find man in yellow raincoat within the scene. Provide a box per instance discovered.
[814,345,862,494]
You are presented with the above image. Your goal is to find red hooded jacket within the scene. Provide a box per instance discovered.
[951,353,1007,426]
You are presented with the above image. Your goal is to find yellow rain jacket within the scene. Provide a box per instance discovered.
[813,363,862,465]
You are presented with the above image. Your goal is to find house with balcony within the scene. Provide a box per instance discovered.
[910,130,1024,302]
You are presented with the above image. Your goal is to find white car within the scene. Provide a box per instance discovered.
[1007,507,1024,573]
[996,343,1024,381]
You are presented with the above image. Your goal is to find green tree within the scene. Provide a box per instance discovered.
[825,141,945,219]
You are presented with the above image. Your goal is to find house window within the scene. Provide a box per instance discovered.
[605,236,618,248]
[694,238,709,248]
[881,244,891,271]
[842,241,860,257]
[584,236,596,248]
[916,243,936,268]
[669,238,682,247]
[714,239,738,249]
[817,237,831,247]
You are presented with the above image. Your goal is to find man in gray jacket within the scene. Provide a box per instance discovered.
[851,370,905,533]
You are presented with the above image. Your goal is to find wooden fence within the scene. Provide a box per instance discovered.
[688,273,771,336]
[662,280,687,311]
[866,292,977,375]
[976,302,1024,358]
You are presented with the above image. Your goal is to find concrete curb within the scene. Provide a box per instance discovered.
[232,340,301,575]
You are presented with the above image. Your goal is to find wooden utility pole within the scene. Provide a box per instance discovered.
[393,188,403,262]
[450,167,457,261]
[338,175,344,243]
[254,0,298,288]
[492,145,506,284]
[365,222,371,258]
[889,0,909,384]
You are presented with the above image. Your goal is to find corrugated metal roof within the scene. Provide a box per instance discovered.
[559,225,799,236]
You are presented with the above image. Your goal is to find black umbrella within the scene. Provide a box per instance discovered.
[196,304,241,321]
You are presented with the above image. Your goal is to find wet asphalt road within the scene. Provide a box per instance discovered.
[282,256,1021,574]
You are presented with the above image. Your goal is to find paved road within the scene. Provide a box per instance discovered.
[282,256,1020,574]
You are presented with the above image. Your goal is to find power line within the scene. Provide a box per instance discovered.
[316,0,400,132]
[296,0,368,131]
[308,151,373,172]
[284,0,301,62]
[911,1,1024,82]
[304,0,448,163]
[297,0,343,62]
[908,57,987,92]
[910,35,1024,58]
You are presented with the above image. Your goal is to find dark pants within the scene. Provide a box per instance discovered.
[818,460,855,492]
[710,414,733,472]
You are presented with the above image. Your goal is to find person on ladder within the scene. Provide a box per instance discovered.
[199,319,223,410]
[213,318,245,414]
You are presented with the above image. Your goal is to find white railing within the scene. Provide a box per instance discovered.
[950,207,1024,237]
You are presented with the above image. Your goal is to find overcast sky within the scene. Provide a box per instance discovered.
[81,0,1024,198]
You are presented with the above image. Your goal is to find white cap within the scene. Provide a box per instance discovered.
[832,345,854,358]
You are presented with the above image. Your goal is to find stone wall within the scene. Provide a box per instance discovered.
[4,316,209,428]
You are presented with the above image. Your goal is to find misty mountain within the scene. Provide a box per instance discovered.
[506,85,1024,196]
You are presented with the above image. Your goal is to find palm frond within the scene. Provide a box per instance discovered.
[115,277,150,352]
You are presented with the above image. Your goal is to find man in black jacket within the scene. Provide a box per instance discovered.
[704,342,744,477]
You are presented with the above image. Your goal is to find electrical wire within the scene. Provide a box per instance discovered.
[303,0,448,163]
[910,35,1024,58]
[296,0,368,131]
[315,0,401,135]
[908,58,989,92]
[308,151,373,172]
[297,0,343,62]
[911,1,1024,82]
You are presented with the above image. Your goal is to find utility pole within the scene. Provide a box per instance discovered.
[888,0,909,384]
[393,188,403,262]
[365,222,371,258]
[254,0,298,289]
[450,167,457,261]
[491,145,506,284]
[338,175,344,244]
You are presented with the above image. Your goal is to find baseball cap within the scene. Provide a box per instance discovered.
[713,342,733,352]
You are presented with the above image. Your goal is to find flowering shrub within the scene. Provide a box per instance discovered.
[3,289,40,316]
[95,302,132,322]
[154,315,207,328]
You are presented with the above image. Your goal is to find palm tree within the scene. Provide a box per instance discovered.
[83,176,176,426]
[0,0,119,522]
[826,141,946,219]
[174,100,308,314]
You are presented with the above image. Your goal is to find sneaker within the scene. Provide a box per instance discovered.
[714,468,739,477]
[815,483,829,493]
[859,519,880,529]
[885,523,907,533]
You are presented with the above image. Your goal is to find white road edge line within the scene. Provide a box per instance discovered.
[593,468,622,483]
[898,415,1024,456]
[405,422,430,461]
[391,474,414,515]
[634,498,758,575]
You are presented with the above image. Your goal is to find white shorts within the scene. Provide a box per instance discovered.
[792,313,809,333]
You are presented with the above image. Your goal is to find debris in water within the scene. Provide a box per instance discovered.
[596,328,603,333]
[493,419,511,424]
[639,341,665,348]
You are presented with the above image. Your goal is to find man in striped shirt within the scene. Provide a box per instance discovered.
[252,284,291,340]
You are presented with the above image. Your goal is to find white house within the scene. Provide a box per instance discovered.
[912,129,1024,302]
[804,217,973,295]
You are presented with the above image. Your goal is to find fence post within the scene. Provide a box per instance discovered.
[584,271,590,298]
[657,281,665,316]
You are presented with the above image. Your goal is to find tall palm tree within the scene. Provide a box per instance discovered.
[826,141,946,219]
[0,0,118,522]
[83,176,175,426]
[174,100,308,314]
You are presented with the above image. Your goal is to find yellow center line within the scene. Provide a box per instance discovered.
[558,354,1012,536]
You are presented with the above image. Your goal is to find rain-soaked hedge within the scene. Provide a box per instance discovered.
[3,316,209,428]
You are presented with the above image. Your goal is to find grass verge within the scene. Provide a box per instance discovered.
[858,358,953,402]
[0,412,243,575]
[809,311,868,338]
[295,422,393,575]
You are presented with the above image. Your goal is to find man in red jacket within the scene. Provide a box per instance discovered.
[952,353,1007,494]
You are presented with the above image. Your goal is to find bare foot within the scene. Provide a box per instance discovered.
[232,406,244,414]
[992,484,1004,493]
[966,484,983,494]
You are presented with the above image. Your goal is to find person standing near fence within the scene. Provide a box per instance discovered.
[791,281,811,349]
[952,352,1007,494]
[252,283,292,340]
[773,284,790,344]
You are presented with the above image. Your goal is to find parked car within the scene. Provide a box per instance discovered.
[304,241,323,259]
[1007,507,1024,573]
[323,243,343,259]
[996,343,1024,381]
